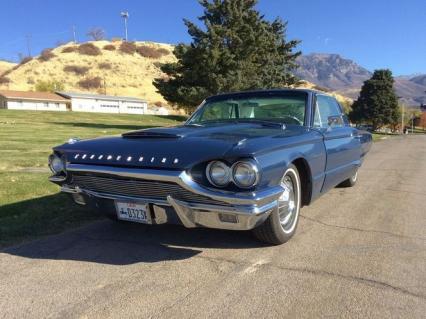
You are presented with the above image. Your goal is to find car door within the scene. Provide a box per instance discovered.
[313,94,361,192]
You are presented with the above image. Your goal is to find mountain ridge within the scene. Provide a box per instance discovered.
[294,53,426,106]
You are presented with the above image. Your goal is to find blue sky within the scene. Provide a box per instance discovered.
[0,0,425,75]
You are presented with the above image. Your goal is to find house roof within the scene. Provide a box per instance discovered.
[56,91,146,103]
[0,90,68,102]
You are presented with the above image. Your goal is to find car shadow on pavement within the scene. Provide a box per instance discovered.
[3,218,266,265]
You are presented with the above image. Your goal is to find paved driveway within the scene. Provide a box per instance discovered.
[1,135,425,318]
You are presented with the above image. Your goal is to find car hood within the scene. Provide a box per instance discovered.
[55,123,309,169]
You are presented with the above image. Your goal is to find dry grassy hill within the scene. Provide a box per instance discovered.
[295,80,353,107]
[0,60,16,75]
[0,40,352,109]
[0,41,175,105]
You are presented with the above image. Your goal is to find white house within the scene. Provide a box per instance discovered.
[0,90,69,111]
[57,92,148,115]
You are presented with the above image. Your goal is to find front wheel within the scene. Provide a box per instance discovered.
[252,164,301,245]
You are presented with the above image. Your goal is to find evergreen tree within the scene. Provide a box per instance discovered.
[153,0,301,111]
[349,69,399,130]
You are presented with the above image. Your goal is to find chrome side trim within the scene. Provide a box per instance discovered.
[66,164,284,206]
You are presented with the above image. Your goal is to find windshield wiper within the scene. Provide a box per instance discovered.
[232,119,286,129]
[183,123,204,127]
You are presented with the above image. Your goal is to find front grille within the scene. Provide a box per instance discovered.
[70,173,229,206]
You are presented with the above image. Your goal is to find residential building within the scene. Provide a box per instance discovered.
[0,90,69,111]
[56,92,148,114]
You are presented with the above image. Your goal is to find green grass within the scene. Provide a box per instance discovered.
[372,132,399,141]
[0,109,184,248]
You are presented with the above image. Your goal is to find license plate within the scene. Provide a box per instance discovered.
[115,201,151,224]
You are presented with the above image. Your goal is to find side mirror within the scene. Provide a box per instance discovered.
[328,115,344,127]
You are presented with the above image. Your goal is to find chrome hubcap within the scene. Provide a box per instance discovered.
[278,173,298,233]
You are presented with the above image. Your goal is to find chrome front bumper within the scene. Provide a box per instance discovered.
[56,164,285,231]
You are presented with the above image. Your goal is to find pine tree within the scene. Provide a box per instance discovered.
[349,69,399,130]
[153,0,301,111]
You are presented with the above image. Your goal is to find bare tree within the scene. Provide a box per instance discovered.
[86,27,105,41]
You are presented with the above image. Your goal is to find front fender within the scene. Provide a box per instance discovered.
[254,130,326,202]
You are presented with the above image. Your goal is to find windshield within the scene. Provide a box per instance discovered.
[187,92,307,126]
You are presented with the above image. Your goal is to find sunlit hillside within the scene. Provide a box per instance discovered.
[295,80,353,107]
[0,60,15,75]
[0,41,176,105]
[0,41,352,110]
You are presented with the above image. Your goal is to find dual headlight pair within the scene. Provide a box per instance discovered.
[48,153,66,175]
[206,160,260,189]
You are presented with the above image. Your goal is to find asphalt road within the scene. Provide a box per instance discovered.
[1,135,425,318]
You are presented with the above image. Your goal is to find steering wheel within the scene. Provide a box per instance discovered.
[281,115,303,125]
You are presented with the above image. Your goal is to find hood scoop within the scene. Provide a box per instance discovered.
[122,130,183,139]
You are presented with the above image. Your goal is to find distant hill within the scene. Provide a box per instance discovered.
[409,74,426,86]
[0,60,16,75]
[0,41,175,105]
[0,41,354,109]
[295,53,371,92]
[294,53,426,106]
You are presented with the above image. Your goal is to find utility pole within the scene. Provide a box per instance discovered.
[121,11,129,41]
[25,34,32,57]
[398,96,405,134]
[72,25,77,43]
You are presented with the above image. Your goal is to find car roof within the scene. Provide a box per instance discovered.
[205,88,326,101]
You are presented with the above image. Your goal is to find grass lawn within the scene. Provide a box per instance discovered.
[0,109,184,248]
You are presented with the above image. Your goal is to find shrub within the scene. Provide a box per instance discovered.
[63,65,90,75]
[38,48,55,62]
[78,43,101,56]
[154,101,163,107]
[136,45,168,59]
[78,76,102,89]
[62,46,77,53]
[103,44,116,51]
[35,80,64,92]
[157,47,170,55]
[20,57,33,65]
[86,27,105,41]
[0,76,10,84]
[98,62,112,70]
[119,41,137,54]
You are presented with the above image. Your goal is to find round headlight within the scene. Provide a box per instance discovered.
[206,161,231,187]
[49,154,65,174]
[232,160,260,188]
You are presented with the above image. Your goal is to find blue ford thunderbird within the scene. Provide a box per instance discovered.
[48,89,372,244]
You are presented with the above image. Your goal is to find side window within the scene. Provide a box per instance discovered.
[314,95,343,128]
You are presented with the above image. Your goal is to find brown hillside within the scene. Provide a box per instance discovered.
[0,41,352,108]
[0,41,175,105]
[0,60,16,75]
